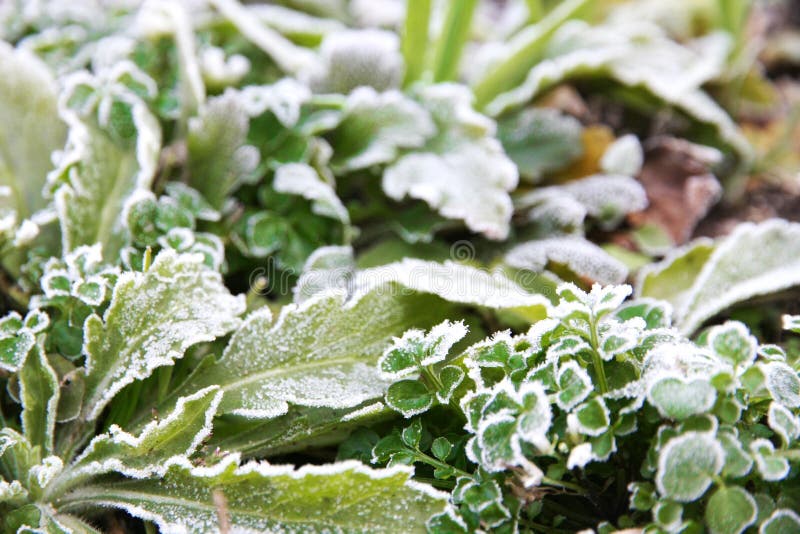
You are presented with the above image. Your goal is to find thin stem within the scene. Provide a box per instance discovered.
[413,448,471,479]
[588,318,609,394]
[432,0,479,82]
[402,0,433,86]
[541,475,588,495]
[525,0,544,23]
[472,0,594,109]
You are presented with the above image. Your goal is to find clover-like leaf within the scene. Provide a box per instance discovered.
[750,438,790,481]
[568,397,611,437]
[763,361,800,408]
[655,432,723,502]
[705,486,756,534]
[760,510,800,534]
[555,361,592,410]
[717,430,753,479]
[647,376,717,421]
[387,380,435,418]
[379,320,468,380]
[768,402,800,445]
[706,321,757,369]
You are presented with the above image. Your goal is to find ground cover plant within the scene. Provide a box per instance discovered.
[1,0,800,532]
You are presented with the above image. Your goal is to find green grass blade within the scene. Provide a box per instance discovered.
[432,0,479,82]
[402,0,433,86]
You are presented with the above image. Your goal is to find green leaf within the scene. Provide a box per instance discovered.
[19,343,59,455]
[431,437,453,461]
[58,456,447,533]
[556,361,592,410]
[763,361,800,408]
[273,163,349,224]
[705,486,756,534]
[760,510,800,534]
[311,29,403,93]
[187,91,259,209]
[401,419,424,448]
[644,221,800,334]
[497,107,582,183]
[168,289,448,420]
[378,320,468,379]
[568,397,611,437]
[750,438,790,481]
[628,481,656,511]
[329,87,434,172]
[386,380,435,418]
[768,401,800,445]
[383,85,518,240]
[52,387,222,498]
[0,41,67,270]
[647,376,717,420]
[637,238,715,316]
[707,321,757,368]
[50,69,162,261]
[656,432,723,502]
[82,251,244,421]
[717,431,753,478]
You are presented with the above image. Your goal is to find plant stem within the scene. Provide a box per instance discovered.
[413,448,470,478]
[588,318,609,394]
[472,0,594,109]
[432,0,479,82]
[542,475,588,495]
[402,0,433,86]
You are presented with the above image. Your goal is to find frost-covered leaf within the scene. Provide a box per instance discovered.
[187,90,259,209]
[768,402,800,445]
[706,321,757,369]
[717,431,752,479]
[19,344,59,455]
[568,397,611,437]
[329,87,434,172]
[762,361,800,408]
[293,245,355,304]
[58,456,447,533]
[555,361,592,410]
[386,380,434,418]
[352,258,548,310]
[63,387,221,487]
[464,379,551,481]
[169,288,448,420]
[82,251,244,421]
[506,236,629,285]
[750,438,790,481]
[637,238,715,316]
[486,22,749,161]
[0,41,67,251]
[783,314,800,334]
[705,486,756,534]
[379,320,467,379]
[761,510,800,534]
[647,376,717,421]
[497,108,583,182]
[50,67,162,261]
[384,142,517,240]
[273,163,349,224]
[383,84,518,240]
[655,432,723,502]
[642,220,800,334]
[601,134,644,177]
[309,29,403,93]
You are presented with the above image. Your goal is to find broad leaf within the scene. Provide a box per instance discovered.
[656,432,723,502]
[57,456,447,533]
[705,486,756,534]
[82,251,244,421]
[61,387,221,489]
[50,66,162,261]
[641,220,800,333]
[19,344,59,455]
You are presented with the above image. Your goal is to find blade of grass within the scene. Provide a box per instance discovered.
[472,0,595,109]
[402,0,433,86]
[432,0,479,82]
